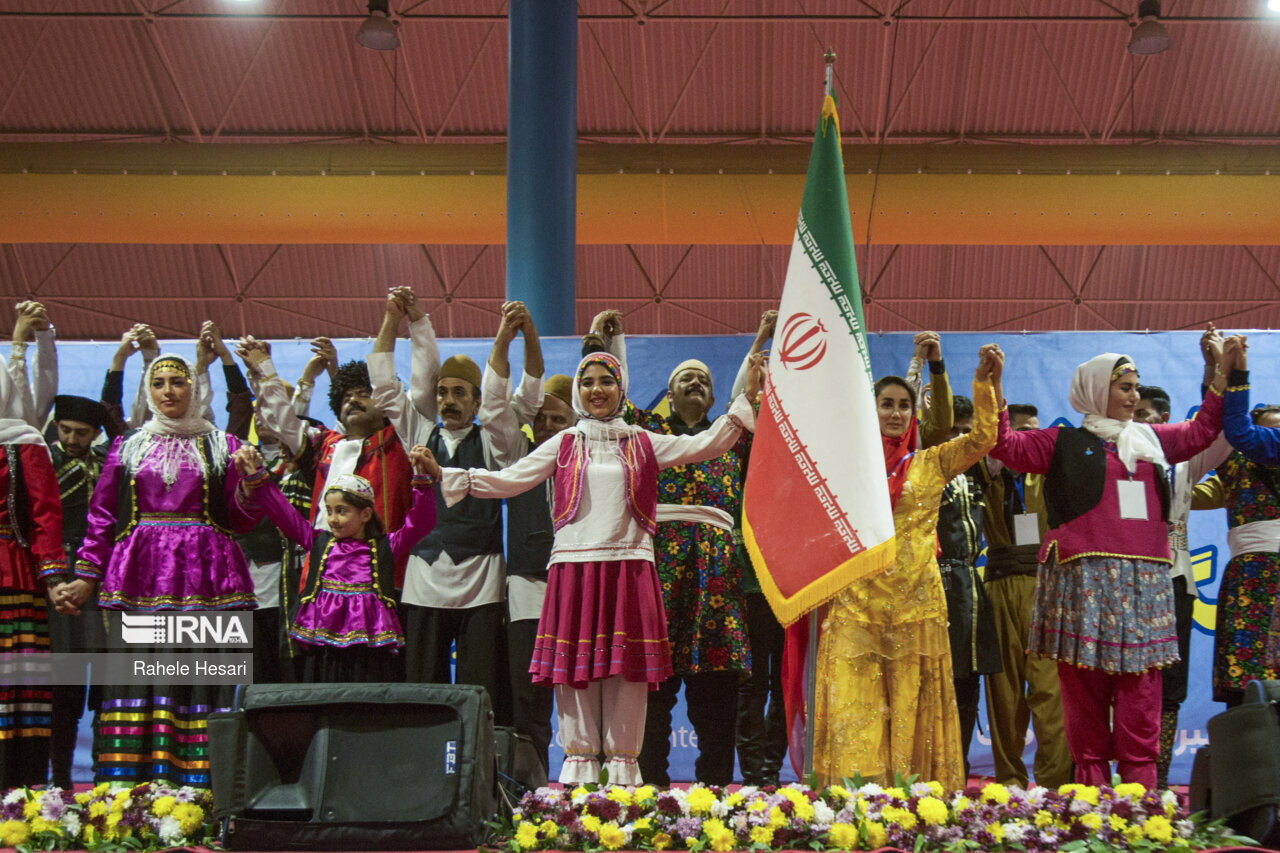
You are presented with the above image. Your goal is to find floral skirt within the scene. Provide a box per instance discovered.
[1030,555,1177,673]
[530,560,672,690]
[653,521,751,675]
[1213,550,1280,702]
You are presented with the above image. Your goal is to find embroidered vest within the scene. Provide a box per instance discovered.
[552,430,659,535]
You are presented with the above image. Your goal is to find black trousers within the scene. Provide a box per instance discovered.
[735,592,786,785]
[507,616,554,773]
[639,670,740,786]
[402,601,512,726]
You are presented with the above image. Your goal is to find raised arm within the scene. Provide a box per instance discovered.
[917,332,953,448]
[481,303,541,466]
[233,446,315,549]
[1219,336,1280,466]
[930,348,1000,481]
[397,288,440,420]
[388,444,442,562]
[439,435,561,506]
[651,393,755,469]
[30,318,57,427]
[127,325,160,428]
[238,338,317,455]
[732,310,777,399]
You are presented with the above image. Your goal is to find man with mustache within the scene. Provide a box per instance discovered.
[239,314,414,589]
[367,291,540,723]
[588,308,764,786]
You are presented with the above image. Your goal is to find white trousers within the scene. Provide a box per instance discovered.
[555,676,649,785]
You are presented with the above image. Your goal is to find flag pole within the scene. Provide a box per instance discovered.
[803,47,838,784]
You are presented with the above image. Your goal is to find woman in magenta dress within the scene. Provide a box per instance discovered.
[232,444,440,682]
[57,353,260,786]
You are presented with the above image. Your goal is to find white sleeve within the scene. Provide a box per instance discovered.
[369,350,434,445]
[407,315,440,421]
[650,394,754,469]
[253,357,312,454]
[479,367,527,469]
[31,328,57,426]
[292,382,313,419]
[7,342,36,428]
[195,371,215,424]
[439,436,560,506]
[510,370,545,426]
[1188,432,1233,483]
[730,351,752,400]
[128,355,155,428]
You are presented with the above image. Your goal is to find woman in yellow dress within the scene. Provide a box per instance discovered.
[813,343,1003,790]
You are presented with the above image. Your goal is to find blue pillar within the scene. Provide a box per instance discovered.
[507,2,576,336]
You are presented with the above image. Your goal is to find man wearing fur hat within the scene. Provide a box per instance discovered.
[588,309,768,786]
[368,291,540,723]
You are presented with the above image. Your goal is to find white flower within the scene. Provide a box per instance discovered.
[1026,786,1048,805]
[1002,822,1030,844]
[3,788,25,805]
[1069,798,1092,815]
[1175,820,1194,837]
[812,800,836,824]
[59,812,81,837]
[668,787,690,815]
[1161,790,1179,811]
[858,782,884,797]
[732,813,750,834]
[710,798,731,819]
[910,782,933,798]
[738,785,759,798]
[158,815,184,843]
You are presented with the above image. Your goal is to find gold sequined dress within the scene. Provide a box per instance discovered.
[813,376,997,790]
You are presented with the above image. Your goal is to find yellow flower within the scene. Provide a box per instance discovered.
[987,822,1005,843]
[538,820,558,839]
[89,801,108,819]
[981,782,1010,804]
[725,792,744,808]
[750,825,775,846]
[864,821,888,848]
[916,797,949,826]
[0,820,30,847]
[1125,824,1146,844]
[1114,783,1146,800]
[1034,810,1054,828]
[927,781,945,798]
[748,799,770,813]
[515,821,540,850]
[23,799,41,819]
[1080,813,1103,831]
[172,802,205,837]
[581,814,602,833]
[685,837,698,849]
[881,805,918,830]
[708,827,735,851]
[652,831,673,850]
[152,795,177,817]
[634,817,652,832]
[952,795,973,812]
[768,806,787,828]
[30,817,61,835]
[80,824,99,846]
[1144,815,1174,843]
[884,787,907,800]
[607,786,633,806]
[1109,815,1129,832]
[703,818,726,835]
[687,787,717,815]
[598,823,627,850]
[92,783,110,796]
[634,785,657,803]
[571,786,589,799]
[74,792,90,805]
[827,823,858,849]
[828,785,852,802]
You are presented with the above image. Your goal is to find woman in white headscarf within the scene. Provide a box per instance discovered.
[439,351,760,785]
[0,357,67,788]
[990,347,1229,789]
[55,352,260,787]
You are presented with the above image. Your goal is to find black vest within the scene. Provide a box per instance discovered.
[1044,427,1169,531]
[300,531,397,608]
[51,444,105,553]
[414,425,503,564]
[505,438,552,580]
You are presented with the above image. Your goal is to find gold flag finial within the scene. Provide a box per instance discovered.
[824,47,836,66]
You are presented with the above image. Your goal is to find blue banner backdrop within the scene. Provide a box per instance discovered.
[56,329,1275,785]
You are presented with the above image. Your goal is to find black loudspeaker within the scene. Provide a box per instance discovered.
[1205,680,1280,849]
[208,683,498,851]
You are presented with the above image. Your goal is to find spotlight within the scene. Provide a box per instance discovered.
[357,0,399,51]
[1270,0,1280,12]
[1128,0,1170,55]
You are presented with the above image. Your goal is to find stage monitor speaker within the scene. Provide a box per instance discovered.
[208,682,498,851]
[1205,679,1280,849]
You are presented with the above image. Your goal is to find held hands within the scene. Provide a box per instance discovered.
[235,335,272,369]
[12,301,49,344]
[913,330,942,363]
[590,309,623,340]
[744,351,768,402]
[496,301,530,344]
[232,445,265,480]
[756,310,778,343]
[52,579,94,616]
[1222,334,1248,374]
[975,343,1004,382]
[196,320,229,371]
[409,444,442,480]
[301,336,338,383]
[1201,322,1224,369]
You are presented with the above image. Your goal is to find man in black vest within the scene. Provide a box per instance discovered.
[485,301,568,772]
[46,394,115,789]
[369,292,538,726]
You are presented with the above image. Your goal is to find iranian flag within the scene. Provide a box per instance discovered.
[742,93,896,628]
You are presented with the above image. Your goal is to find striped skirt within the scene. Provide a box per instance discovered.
[530,559,673,690]
[0,588,52,788]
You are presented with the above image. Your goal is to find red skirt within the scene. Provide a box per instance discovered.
[530,559,673,690]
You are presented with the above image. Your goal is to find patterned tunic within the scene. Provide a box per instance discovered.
[1211,450,1280,702]
[628,405,752,676]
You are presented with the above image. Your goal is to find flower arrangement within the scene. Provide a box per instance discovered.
[499,779,1256,852]
[0,782,213,852]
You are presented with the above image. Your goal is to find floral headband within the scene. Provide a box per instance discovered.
[149,355,192,381]
[1111,358,1138,384]
[326,473,375,503]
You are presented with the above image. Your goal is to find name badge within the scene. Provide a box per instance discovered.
[1117,479,1148,521]
[1013,513,1040,546]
